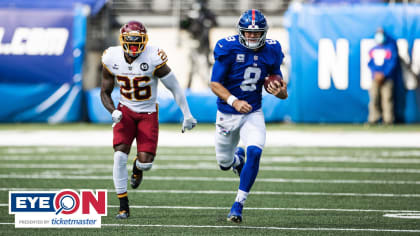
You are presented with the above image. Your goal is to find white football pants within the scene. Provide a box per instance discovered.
[215,109,266,168]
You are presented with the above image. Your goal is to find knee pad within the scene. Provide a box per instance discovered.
[136,160,153,171]
[217,156,234,171]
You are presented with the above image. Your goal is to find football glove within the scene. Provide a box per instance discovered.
[112,110,123,123]
[182,117,197,133]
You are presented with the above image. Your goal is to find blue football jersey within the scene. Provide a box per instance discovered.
[211,35,284,114]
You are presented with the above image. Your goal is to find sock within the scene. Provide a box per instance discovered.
[238,146,262,192]
[113,151,128,195]
[118,195,129,212]
[235,189,249,205]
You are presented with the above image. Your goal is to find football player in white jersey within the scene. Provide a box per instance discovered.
[100,21,197,219]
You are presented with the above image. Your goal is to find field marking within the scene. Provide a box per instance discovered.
[264,156,420,164]
[0,203,419,214]
[3,147,420,158]
[1,174,419,185]
[383,213,420,219]
[0,187,419,198]
[3,154,420,164]
[0,222,418,232]
[108,205,420,213]
[2,163,420,173]
[104,224,420,232]
[1,130,420,147]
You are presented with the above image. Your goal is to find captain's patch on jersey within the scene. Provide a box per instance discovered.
[236,54,245,63]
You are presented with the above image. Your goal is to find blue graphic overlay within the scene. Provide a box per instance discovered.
[10,193,56,212]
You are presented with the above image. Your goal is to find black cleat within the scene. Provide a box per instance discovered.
[130,157,143,189]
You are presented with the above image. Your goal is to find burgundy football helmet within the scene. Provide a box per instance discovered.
[119,21,148,57]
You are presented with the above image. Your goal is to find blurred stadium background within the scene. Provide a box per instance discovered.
[0,0,419,124]
[1,0,420,235]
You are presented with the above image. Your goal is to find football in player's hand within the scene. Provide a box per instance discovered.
[264,74,283,93]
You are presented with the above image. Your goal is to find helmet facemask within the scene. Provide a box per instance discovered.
[119,31,148,57]
[238,27,267,50]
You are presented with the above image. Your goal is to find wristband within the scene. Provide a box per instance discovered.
[227,95,238,106]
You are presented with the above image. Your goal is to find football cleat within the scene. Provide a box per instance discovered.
[227,201,243,223]
[115,210,130,219]
[232,147,245,176]
[130,158,143,189]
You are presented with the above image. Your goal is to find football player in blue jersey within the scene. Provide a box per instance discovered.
[210,9,288,223]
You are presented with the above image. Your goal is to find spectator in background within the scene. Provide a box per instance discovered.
[180,0,218,88]
[367,27,399,125]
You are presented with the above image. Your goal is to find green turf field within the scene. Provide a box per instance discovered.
[2,122,420,132]
[1,144,420,235]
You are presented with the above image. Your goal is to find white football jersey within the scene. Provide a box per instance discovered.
[101,44,168,113]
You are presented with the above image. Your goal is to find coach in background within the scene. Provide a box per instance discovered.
[367,27,399,125]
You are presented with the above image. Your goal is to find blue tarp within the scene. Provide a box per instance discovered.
[0,5,87,122]
[284,3,420,123]
[0,0,107,16]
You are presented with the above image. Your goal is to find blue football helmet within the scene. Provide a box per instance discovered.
[237,9,268,49]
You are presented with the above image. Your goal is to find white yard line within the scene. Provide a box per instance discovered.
[2,163,420,173]
[383,213,420,219]
[103,224,420,232]
[0,130,420,147]
[1,174,419,185]
[0,187,419,198]
[0,222,418,232]
[2,155,420,164]
[4,146,420,157]
[0,203,419,213]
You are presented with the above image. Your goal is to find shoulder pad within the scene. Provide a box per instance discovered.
[101,46,117,66]
[148,45,168,68]
[214,36,237,60]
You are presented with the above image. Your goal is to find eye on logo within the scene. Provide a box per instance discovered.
[54,190,80,215]
[9,189,107,228]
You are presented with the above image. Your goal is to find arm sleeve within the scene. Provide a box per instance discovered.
[160,72,193,119]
